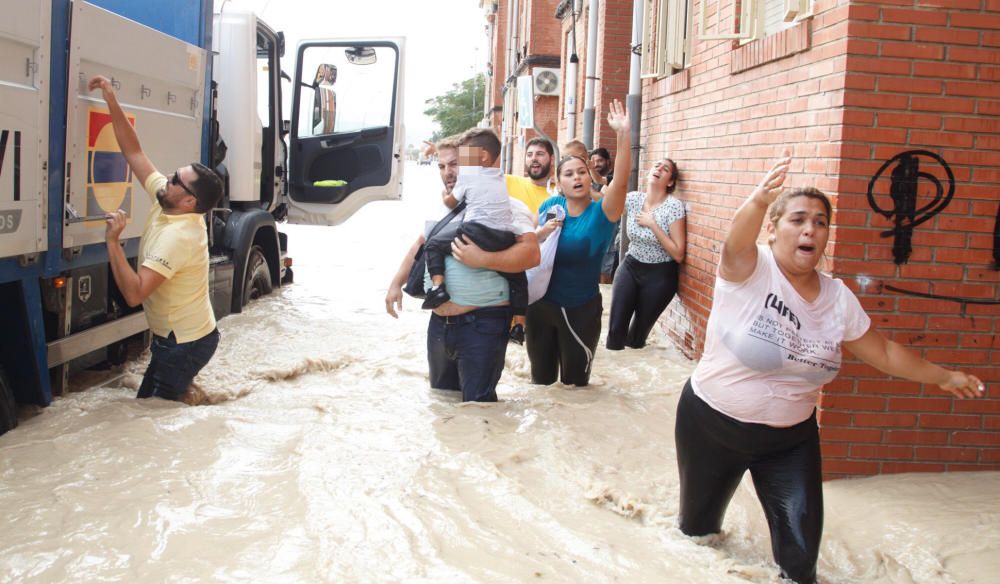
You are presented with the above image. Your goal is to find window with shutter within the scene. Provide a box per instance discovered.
[661,0,692,70]
[640,0,659,77]
[700,0,811,42]
[643,0,693,78]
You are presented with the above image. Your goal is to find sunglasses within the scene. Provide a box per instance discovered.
[171,172,197,198]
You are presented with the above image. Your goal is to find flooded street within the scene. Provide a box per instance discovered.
[1,163,997,583]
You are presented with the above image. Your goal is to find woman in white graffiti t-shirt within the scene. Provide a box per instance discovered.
[674,151,985,584]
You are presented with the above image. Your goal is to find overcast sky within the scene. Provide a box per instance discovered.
[224,0,489,146]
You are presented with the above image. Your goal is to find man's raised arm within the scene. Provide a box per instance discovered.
[88,76,156,187]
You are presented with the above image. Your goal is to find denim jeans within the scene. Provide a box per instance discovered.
[137,328,220,401]
[426,306,512,402]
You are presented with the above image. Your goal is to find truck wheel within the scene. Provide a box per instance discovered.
[0,366,17,437]
[242,245,273,306]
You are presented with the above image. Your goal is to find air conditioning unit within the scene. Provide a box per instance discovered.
[532,67,561,96]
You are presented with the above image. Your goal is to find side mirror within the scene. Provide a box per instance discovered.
[277,31,285,58]
[282,119,291,135]
[345,46,377,65]
[313,63,337,86]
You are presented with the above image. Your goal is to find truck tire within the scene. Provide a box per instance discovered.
[242,245,273,306]
[0,366,17,437]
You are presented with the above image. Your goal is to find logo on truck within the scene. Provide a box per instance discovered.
[0,129,22,234]
[86,109,135,224]
[0,129,21,203]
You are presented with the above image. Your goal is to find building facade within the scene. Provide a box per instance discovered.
[482,0,1000,478]
[481,0,563,175]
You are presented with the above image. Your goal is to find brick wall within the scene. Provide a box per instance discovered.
[486,0,563,174]
[639,0,999,478]
[817,0,1000,478]
[643,0,849,360]
[594,0,634,151]
[527,0,564,57]
[486,2,507,130]
[557,0,633,154]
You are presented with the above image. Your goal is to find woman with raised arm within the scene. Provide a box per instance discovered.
[606,158,685,350]
[675,151,985,584]
[525,100,631,386]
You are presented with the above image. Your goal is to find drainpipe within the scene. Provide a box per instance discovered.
[627,0,642,192]
[502,0,516,173]
[581,0,599,149]
[511,0,520,72]
[619,0,643,262]
[565,1,580,141]
[506,0,515,77]
[511,0,521,173]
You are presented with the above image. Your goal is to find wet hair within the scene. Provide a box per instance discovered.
[525,137,554,157]
[458,127,501,164]
[590,147,610,161]
[190,162,224,213]
[768,187,833,226]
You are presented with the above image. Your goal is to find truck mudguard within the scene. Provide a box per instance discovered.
[223,208,279,313]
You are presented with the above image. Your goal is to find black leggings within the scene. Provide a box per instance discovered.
[525,294,602,386]
[606,256,678,350]
[675,381,823,584]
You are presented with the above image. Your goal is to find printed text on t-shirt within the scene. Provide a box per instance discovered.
[765,292,801,330]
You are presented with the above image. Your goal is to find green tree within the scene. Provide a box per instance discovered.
[424,74,486,141]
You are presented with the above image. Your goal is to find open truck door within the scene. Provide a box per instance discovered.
[286,39,404,226]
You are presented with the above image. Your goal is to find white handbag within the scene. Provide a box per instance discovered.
[526,205,566,304]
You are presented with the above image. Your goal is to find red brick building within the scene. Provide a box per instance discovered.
[481,0,563,175]
[555,0,635,149]
[486,0,1000,477]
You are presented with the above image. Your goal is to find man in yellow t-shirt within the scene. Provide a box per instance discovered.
[89,76,224,402]
[504,137,554,213]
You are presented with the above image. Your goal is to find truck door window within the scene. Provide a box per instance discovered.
[296,45,396,137]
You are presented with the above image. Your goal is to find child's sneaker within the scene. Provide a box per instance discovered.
[421,285,451,310]
[509,323,525,345]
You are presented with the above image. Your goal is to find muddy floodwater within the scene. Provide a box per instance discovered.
[1,163,998,583]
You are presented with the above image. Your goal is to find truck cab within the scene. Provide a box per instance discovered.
[0,0,404,435]
[211,9,405,315]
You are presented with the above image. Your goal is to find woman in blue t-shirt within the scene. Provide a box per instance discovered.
[526,100,631,386]
[606,158,686,350]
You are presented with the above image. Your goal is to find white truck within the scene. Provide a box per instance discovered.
[0,0,405,434]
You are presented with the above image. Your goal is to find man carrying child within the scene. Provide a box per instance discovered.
[420,128,531,342]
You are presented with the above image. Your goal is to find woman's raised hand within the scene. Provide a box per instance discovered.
[606,99,630,135]
[751,150,792,206]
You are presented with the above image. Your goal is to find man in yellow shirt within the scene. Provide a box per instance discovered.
[504,137,554,213]
[88,76,224,402]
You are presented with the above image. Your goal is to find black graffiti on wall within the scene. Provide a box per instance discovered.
[866,150,1000,307]
[867,150,955,265]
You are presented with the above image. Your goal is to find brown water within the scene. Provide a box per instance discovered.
[1,163,997,583]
